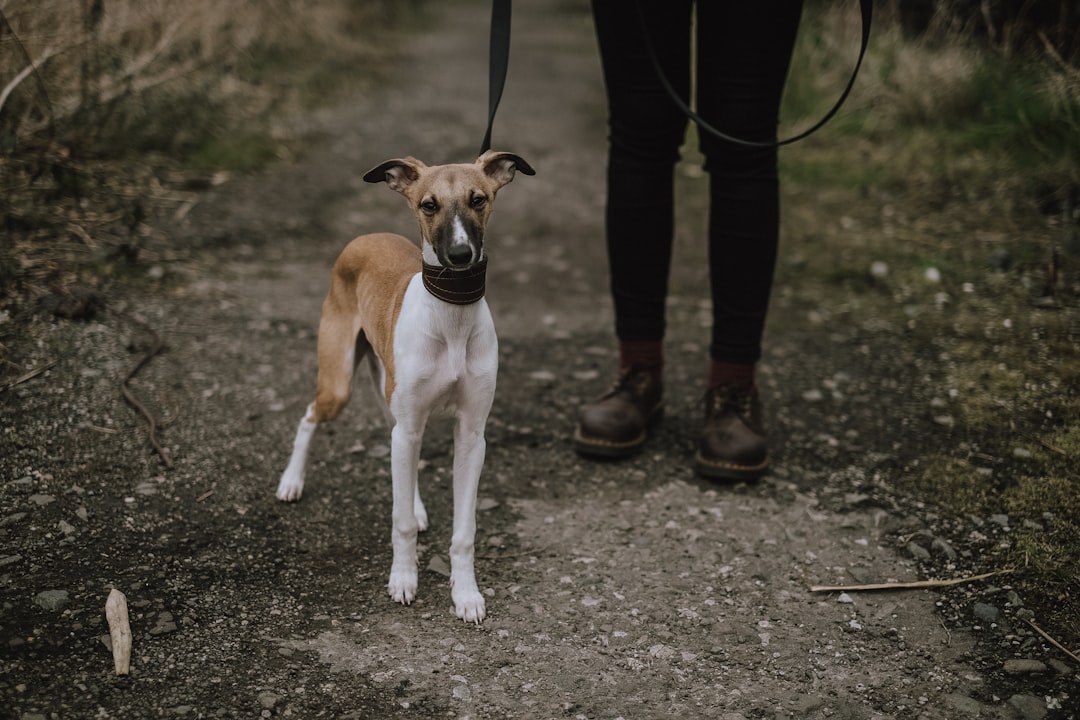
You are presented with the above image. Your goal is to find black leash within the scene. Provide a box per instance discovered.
[637,0,873,148]
[480,0,871,153]
[480,0,512,155]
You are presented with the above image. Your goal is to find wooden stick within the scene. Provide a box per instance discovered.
[105,588,132,675]
[116,311,172,467]
[0,361,58,393]
[1027,618,1080,663]
[810,569,1012,593]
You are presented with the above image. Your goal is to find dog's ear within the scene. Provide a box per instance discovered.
[477,151,535,188]
[363,157,427,194]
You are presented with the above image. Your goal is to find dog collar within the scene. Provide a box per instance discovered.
[421,257,487,305]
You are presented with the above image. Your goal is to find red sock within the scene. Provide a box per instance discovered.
[619,340,663,371]
[708,360,755,388]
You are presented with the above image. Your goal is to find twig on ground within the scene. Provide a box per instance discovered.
[104,588,132,675]
[0,361,58,393]
[810,569,1013,593]
[1027,618,1080,663]
[115,310,172,467]
[195,489,215,502]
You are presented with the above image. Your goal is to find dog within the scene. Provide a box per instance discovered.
[276,150,534,624]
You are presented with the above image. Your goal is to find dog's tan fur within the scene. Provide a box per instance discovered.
[313,232,419,418]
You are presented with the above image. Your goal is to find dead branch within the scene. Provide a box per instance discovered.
[0,361,58,394]
[810,569,1013,593]
[0,45,61,117]
[116,311,173,467]
[1027,618,1080,663]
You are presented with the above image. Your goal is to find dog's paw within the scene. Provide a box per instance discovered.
[387,568,418,606]
[275,474,304,502]
[452,586,486,624]
[414,507,429,533]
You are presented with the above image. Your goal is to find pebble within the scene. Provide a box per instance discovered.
[930,537,957,560]
[906,542,931,561]
[427,555,451,577]
[972,602,999,624]
[29,494,55,506]
[1,512,27,527]
[257,691,281,710]
[1008,694,1047,720]
[1003,659,1048,675]
[34,590,70,611]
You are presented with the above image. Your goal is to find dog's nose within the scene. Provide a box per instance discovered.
[447,246,473,266]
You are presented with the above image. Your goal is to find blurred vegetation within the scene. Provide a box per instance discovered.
[780,1,1079,645]
[0,0,427,317]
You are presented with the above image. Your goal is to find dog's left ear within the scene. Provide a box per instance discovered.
[363,157,428,194]
[477,151,536,188]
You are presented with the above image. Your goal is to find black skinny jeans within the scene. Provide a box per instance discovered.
[592,0,803,364]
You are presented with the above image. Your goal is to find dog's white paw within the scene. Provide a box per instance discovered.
[452,586,486,624]
[275,473,304,502]
[388,567,418,606]
[414,507,429,533]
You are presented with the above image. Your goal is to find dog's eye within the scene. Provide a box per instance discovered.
[469,195,487,209]
[420,200,438,214]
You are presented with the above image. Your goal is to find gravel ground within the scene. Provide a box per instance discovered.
[2,0,1076,718]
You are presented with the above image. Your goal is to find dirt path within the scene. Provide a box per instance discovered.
[1,1,1071,718]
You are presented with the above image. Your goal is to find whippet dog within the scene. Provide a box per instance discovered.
[276,150,535,623]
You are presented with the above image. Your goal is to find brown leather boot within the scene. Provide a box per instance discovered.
[574,365,663,458]
[694,383,768,480]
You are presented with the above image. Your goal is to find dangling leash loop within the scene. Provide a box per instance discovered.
[481,0,512,155]
[636,0,873,148]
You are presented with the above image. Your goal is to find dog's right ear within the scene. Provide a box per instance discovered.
[362,157,427,194]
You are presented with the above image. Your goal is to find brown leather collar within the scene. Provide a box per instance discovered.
[421,257,487,305]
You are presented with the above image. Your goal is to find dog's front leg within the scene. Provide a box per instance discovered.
[449,413,488,624]
[387,418,424,605]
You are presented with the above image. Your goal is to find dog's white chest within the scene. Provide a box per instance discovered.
[389,277,498,417]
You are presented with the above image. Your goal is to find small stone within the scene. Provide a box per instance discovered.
[906,542,931,561]
[1,513,28,527]
[989,514,1011,529]
[34,590,70,611]
[58,520,77,535]
[1007,693,1048,720]
[0,555,22,567]
[257,691,282,710]
[836,593,854,604]
[973,603,999,624]
[1003,659,1048,675]
[869,261,889,278]
[802,389,824,402]
[451,684,471,702]
[427,555,451,578]
[930,537,957,560]
[28,494,55,506]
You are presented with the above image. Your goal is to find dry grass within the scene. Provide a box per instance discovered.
[0,0,419,322]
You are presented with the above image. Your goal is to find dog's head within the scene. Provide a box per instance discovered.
[363,151,535,268]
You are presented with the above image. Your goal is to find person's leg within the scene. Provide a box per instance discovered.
[592,0,693,368]
[576,0,692,458]
[693,0,804,478]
